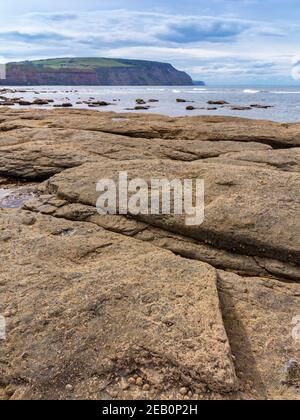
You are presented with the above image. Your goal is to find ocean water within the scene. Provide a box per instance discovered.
[2,85,300,122]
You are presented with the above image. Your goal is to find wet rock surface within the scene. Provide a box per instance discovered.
[0,108,299,400]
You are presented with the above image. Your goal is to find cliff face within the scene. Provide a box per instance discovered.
[0,58,195,86]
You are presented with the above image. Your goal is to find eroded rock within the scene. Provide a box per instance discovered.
[0,108,299,400]
[0,210,237,399]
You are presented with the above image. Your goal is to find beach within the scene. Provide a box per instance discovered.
[0,107,299,400]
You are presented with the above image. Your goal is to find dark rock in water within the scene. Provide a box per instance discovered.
[208,100,229,105]
[134,106,150,110]
[33,99,50,105]
[136,99,146,105]
[186,105,196,111]
[53,103,73,108]
[176,98,188,103]
[250,104,274,109]
[18,100,33,106]
[88,101,112,107]
[0,101,15,106]
[148,99,159,103]
[231,106,253,111]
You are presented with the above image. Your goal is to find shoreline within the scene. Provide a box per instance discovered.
[1,85,300,122]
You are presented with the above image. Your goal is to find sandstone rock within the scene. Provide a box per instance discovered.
[210,148,300,173]
[0,209,237,399]
[25,195,300,282]
[218,271,300,398]
[0,108,299,400]
[1,109,300,148]
[43,159,300,267]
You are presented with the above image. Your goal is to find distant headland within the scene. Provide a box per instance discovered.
[0,57,203,86]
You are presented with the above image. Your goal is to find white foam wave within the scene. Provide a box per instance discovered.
[273,91,300,94]
[243,89,260,94]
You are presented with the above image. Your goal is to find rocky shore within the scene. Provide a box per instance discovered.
[0,108,299,400]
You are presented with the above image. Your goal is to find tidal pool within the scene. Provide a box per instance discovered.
[0,185,38,209]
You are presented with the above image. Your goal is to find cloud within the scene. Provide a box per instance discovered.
[291,56,300,80]
[156,17,250,43]
[29,12,78,22]
[0,8,299,83]
[0,31,70,43]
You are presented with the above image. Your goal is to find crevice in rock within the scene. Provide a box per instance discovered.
[216,272,268,399]
[23,198,299,283]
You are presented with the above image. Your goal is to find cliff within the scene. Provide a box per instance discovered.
[0,57,196,86]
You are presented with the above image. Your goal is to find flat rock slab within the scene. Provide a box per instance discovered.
[45,158,300,266]
[1,109,300,148]
[211,148,300,173]
[0,210,237,399]
[218,271,300,399]
[25,195,300,281]
[0,126,270,179]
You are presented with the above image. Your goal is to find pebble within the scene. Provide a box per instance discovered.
[120,380,129,390]
[136,377,143,387]
[179,387,188,396]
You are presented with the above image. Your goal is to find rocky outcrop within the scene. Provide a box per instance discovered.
[0,58,194,86]
[0,108,299,400]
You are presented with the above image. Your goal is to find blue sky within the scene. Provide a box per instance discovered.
[0,0,300,84]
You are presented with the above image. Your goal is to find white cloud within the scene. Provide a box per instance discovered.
[291,56,300,80]
[0,8,299,82]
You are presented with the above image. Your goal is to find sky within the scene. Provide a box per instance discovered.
[0,0,300,85]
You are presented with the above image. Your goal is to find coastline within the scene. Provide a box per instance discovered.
[0,107,299,400]
[1,85,300,122]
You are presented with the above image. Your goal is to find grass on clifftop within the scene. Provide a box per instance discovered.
[9,57,165,71]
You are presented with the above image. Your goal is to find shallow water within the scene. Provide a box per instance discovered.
[2,85,300,122]
[0,186,38,209]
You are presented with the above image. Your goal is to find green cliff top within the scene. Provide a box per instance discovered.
[8,57,171,71]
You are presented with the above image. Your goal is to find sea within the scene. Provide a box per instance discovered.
[2,85,300,123]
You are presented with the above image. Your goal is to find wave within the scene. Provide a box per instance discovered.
[243,89,261,94]
[273,91,300,94]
